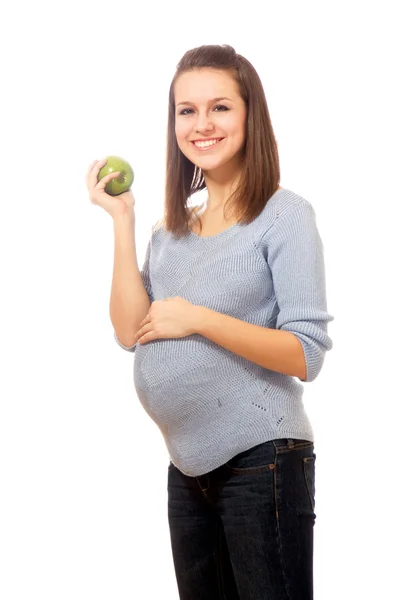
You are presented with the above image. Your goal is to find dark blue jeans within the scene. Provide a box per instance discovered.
[167,438,316,600]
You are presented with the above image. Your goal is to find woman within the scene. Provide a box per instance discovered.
[87,44,333,600]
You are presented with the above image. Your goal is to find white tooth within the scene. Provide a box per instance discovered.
[195,139,219,148]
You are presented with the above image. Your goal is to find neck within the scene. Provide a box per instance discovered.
[202,163,242,212]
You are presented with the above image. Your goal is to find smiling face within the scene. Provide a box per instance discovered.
[174,68,247,178]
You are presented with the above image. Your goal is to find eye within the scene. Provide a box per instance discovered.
[214,105,229,112]
[178,108,194,116]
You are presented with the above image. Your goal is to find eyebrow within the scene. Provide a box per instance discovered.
[176,96,232,107]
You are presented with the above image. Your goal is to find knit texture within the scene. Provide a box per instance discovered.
[115,188,333,476]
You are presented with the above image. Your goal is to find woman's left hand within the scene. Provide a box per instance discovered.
[133,297,201,345]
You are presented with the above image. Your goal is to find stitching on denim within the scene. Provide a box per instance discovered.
[303,456,316,512]
[273,451,291,600]
[195,474,210,498]
[275,441,314,454]
[224,462,274,475]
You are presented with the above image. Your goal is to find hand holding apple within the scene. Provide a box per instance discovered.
[98,156,134,196]
[86,157,135,219]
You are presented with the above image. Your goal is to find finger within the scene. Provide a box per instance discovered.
[86,161,98,188]
[134,326,152,343]
[133,325,142,340]
[95,171,121,190]
[86,159,101,182]
[86,158,108,189]
[139,314,151,327]
[138,331,152,345]
[87,159,99,173]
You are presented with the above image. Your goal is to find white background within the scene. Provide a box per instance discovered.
[1,1,398,598]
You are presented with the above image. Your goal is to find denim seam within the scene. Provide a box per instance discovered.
[273,446,291,600]
[196,474,210,496]
[223,463,274,475]
[303,456,316,512]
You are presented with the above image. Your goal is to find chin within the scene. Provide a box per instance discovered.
[190,154,230,172]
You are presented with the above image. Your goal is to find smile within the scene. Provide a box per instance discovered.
[191,138,225,150]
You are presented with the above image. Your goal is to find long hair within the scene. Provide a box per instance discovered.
[163,44,280,238]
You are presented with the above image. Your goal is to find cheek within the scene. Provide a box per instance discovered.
[234,117,247,146]
[224,114,246,139]
[175,120,192,144]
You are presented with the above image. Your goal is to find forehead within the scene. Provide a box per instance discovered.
[174,68,240,103]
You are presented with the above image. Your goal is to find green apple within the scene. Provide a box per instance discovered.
[98,156,134,196]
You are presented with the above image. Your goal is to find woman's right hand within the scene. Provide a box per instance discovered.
[86,158,135,219]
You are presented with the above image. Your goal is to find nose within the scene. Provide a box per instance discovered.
[195,111,214,134]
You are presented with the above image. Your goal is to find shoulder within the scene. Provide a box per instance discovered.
[252,188,318,250]
[267,187,314,219]
[259,188,316,232]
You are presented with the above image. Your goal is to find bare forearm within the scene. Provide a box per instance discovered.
[110,213,151,345]
[195,307,307,380]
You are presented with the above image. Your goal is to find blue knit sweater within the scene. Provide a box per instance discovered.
[115,188,333,476]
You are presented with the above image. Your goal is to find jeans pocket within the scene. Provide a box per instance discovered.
[303,454,316,511]
[224,442,275,474]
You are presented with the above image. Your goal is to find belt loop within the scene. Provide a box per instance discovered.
[287,439,295,448]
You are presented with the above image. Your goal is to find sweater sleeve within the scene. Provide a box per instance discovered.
[114,237,154,353]
[263,200,333,382]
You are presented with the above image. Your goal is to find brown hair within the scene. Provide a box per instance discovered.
[163,44,280,238]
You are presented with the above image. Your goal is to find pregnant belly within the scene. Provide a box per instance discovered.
[133,337,218,424]
[132,336,270,428]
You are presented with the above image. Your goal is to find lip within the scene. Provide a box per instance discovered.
[190,137,225,150]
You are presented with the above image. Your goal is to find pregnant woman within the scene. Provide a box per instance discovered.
[86,44,333,600]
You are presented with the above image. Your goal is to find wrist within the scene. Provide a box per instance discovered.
[193,305,209,335]
[113,210,135,228]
